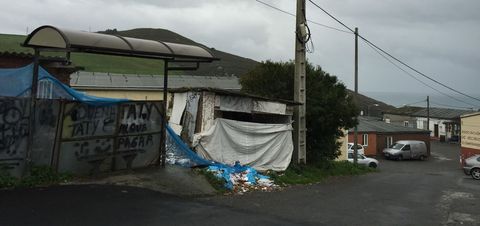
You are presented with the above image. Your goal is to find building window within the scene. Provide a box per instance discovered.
[403,121,409,127]
[363,134,369,146]
[386,136,393,147]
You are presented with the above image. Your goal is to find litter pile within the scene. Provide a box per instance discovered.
[207,161,278,194]
[165,125,278,193]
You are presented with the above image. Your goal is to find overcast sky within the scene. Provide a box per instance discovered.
[1,0,479,103]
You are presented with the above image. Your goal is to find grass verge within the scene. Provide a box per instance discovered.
[269,161,377,185]
[0,166,72,189]
[195,168,228,193]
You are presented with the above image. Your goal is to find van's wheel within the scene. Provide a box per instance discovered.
[419,155,426,161]
[369,162,377,168]
[397,155,403,161]
[471,168,480,180]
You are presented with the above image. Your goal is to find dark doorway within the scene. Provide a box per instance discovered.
[434,124,439,137]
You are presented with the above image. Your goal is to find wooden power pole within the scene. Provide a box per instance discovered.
[353,27,359,164]
[293,0,307,164]
[427,96,430,132]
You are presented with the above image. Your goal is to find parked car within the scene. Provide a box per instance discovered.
[348,143,365,155]
[383,140,428,161]
[463,154,480,180]
[348,152,378,168]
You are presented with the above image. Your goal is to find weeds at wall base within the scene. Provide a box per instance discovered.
[195,168,228,194]
[268,161,377,185]
[0,166,72,189]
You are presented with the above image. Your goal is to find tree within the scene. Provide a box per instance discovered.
[240,60,358,163]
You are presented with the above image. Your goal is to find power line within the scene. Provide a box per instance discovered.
[255,0,352,34]
[306,0,480,104]
[364,40,479,108]
[397,99,427,108]
[430,101,476,110]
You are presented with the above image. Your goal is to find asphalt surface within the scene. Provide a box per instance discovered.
[1,141,478,226]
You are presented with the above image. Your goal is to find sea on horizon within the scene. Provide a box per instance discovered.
[363,91,480,111]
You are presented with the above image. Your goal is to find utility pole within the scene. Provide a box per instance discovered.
[293,0,307,164]
[353,27,359,164]
[427,96,430,133]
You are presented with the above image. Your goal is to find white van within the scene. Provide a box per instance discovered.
[383,140,428,161]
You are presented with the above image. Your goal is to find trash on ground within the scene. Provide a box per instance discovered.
[207,161,278,193]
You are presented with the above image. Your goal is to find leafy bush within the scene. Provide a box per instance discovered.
[240,61,358,163]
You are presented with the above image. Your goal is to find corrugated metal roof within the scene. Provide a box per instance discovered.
[385,106,475,119]
[170,87,301,105]
[70,71,241,91]
[349,117,429,134]
[411,107,475,119]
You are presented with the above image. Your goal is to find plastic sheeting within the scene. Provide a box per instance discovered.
[0,64,127,105]
[166,124,213,167]
[194,118,294,171]
[207,162,276,192]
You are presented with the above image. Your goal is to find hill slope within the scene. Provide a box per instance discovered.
[100,28,259,77]
[0,30,393,113]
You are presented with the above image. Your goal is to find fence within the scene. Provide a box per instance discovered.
[0,97,164,177]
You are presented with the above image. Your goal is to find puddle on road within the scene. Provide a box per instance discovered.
[431,153,453,161]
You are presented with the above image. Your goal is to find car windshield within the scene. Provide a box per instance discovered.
[391,143,404,150]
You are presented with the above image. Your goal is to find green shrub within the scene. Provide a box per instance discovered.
[0,165,72,189]
[271,161,376,185]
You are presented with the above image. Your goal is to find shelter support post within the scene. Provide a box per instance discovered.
[159,60,169,167]
[25,49,40,176]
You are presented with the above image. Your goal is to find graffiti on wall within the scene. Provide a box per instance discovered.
[62,103,117,139]
[58,101,163,174]
[0,98,29,176]
[115,102,162,169]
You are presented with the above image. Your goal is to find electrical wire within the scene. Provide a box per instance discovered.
[307,0,480,104]
[255,0,352,34]
[364,40,479,108]
[430,101,476,110]
[397,99,426,108]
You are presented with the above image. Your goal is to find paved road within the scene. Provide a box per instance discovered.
[0,141,478,226]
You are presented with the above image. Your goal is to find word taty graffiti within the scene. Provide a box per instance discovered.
[65,104,117,138]
[119,103,156,134]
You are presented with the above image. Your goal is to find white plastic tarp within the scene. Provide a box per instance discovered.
[169,92,188,135]
[194,118,293,171]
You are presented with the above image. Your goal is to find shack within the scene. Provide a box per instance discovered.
[168,88,299,171]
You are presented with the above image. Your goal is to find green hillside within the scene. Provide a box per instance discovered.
[0,28,259,76]
[0,33,164,74]
[101,28,259,77]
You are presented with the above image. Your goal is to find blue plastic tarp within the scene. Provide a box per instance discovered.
[0,63,128,105]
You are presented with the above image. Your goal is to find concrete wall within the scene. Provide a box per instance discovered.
[383,114,417,128]
[0,97,165,176]
[336,129,348,161]
[460,114,480,163]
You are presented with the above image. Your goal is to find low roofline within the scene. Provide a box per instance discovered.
[461,111,480,118]
[170,87,302,105]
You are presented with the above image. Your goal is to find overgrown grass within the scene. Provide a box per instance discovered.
[269,161,377,185]
[196,168,228,193]
[0,166,72,189]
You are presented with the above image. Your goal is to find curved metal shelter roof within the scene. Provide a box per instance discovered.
[23,25,217,61]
